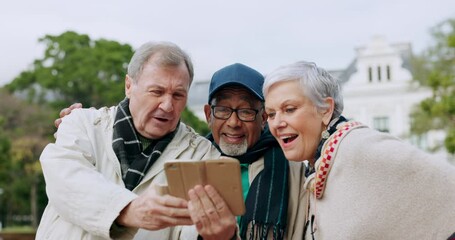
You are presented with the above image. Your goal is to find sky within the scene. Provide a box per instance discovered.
[0,0,454,87]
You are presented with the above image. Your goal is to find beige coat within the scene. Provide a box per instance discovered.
[305,127,455,240]
[36,107,221,240]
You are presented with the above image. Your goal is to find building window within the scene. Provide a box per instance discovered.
[373,116,389,132]
[410,134,428,150]
[386,65,391,81]
[377,66,382,81]
[368,67,372,82]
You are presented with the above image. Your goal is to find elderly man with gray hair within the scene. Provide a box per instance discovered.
[36,42,222,239]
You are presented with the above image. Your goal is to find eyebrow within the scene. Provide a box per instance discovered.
[146,83,188,92]
[265,99,298,110]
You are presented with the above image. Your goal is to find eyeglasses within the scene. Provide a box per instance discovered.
[211,106,259,122]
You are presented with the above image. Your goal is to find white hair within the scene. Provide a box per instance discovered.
[127,41,194,85]
[263,61,343,119]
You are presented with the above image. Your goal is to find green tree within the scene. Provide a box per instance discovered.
[411,19,455,154]
[6,31,210,134]
[0,117,11,228]
[181,107,210,136]
[0,90,54,228]
[6,31,133,109]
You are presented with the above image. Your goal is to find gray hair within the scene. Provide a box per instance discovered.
[127,41,194,85]
[263,61,343,119]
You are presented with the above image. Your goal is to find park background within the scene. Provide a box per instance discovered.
[0,0,454,237]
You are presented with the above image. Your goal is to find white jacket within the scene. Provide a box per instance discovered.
[36,107,221,240]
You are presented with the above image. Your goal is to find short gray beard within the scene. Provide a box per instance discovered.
[219,138,248,156]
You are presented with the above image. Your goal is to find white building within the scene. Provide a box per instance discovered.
[340,36,447,157]
[187,36,449,159]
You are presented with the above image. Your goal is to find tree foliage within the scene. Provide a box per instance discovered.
[0,116,12,227]
[0,90,54,228]
[411,19,455,154]
[181,108,210,136]
[6,31,133,109]
[6,31,209,134]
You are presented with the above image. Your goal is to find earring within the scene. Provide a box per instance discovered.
[321,130,330,140]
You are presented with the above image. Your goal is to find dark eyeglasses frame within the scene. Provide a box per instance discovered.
[210,106,260,122]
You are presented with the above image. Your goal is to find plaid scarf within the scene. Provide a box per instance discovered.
[112,98,176,191]
[207,127,289,240]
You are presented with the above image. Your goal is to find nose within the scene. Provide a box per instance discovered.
[269,113,286,130]
[159,95,174,112]
[226,111,242,127]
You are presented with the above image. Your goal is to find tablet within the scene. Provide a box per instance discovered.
[163,158,245,215]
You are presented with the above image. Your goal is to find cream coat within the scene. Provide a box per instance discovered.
[305,127,455,240]
[36,107,221,240]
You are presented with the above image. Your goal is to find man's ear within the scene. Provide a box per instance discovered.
[125,75,132,98]
[204,104,212,124]
[261,109,267,129]
[322,97,335,126]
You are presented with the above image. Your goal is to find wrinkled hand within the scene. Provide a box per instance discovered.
[188,185,237,240]
[54,103,83,128]
[116,184,192,230]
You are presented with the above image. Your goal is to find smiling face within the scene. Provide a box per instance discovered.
[126,56,190,139]
[265,80,333,162]
[204,86,266,156]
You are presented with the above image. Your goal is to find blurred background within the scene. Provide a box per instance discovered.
[0,0,453,237]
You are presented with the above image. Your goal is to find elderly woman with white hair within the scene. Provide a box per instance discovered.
[262,61,455,240]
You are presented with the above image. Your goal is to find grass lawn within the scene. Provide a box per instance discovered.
[1,226,35,233]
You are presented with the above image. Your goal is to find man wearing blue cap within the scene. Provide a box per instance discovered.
[185,63,306,240]
[55,63,306,240]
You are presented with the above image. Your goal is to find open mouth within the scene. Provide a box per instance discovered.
[222,133,245,143]
[223,133,245,139]
[281,135,298,144]
[155,116,171,122]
